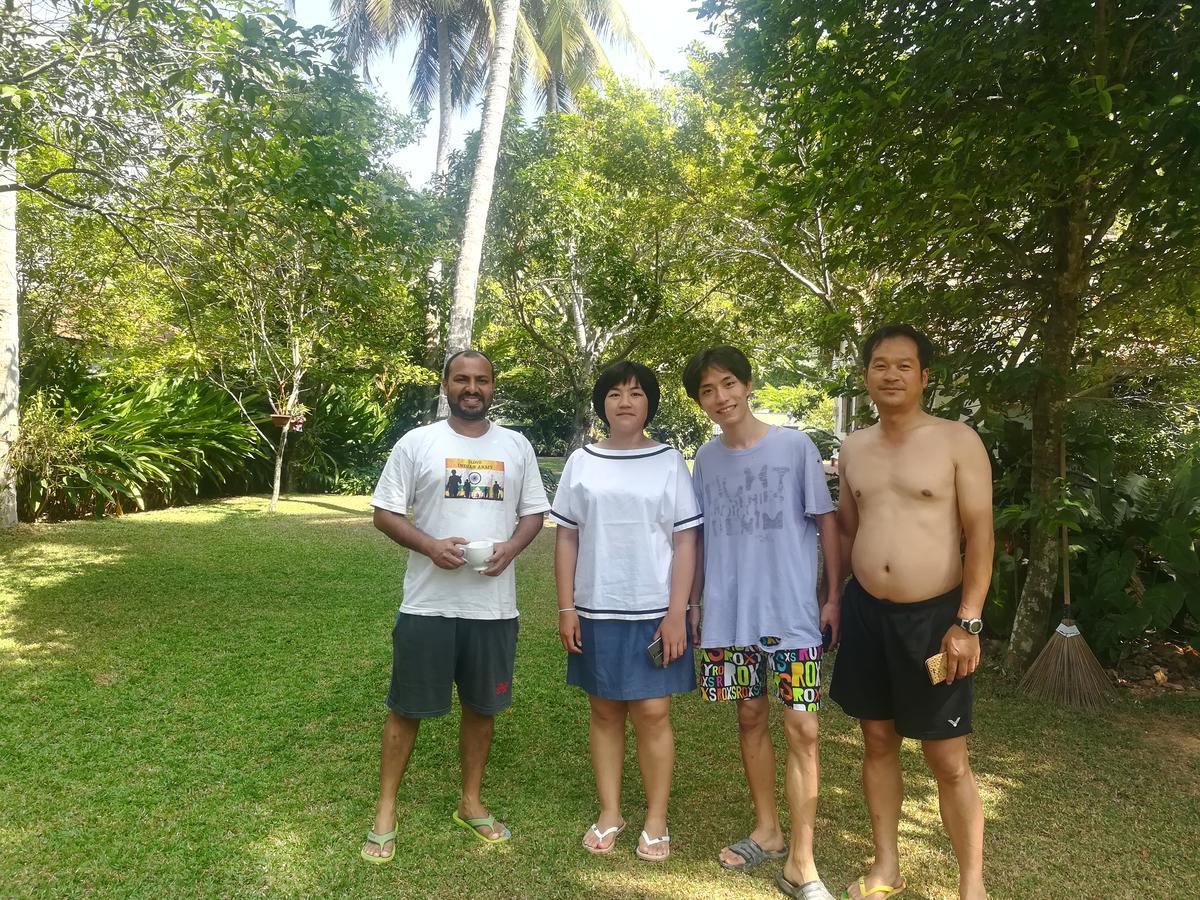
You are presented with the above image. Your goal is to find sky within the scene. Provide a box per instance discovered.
[291,0,724,185]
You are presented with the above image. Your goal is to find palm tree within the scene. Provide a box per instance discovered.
[333,0,494,180]
[330,0,649,404]
[441,0,649,384]
[520,0,648,114]
[333,1,647,172]
[444,0,521,365]
[0,160,17,528]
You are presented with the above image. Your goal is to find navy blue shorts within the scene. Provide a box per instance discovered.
[386,612,518,719]
[567,616,695,701]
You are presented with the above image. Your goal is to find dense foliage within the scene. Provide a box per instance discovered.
[702,0,1200,662]
[4,0,1196,662]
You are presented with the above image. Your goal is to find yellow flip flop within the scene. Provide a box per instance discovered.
[841,876,907,898]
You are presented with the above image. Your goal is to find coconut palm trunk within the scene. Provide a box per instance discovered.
[422,11,454,413]
[0,162,18,529]
[443,0,521,376]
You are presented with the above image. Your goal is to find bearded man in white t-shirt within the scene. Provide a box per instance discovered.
[360,350,550,863]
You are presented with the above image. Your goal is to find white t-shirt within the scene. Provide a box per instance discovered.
[549,444,702,621]
[371,420,550,619]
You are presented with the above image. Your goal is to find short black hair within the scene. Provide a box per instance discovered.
[592,360,660,427]
[682,346,753,402]
[861,324,934,371]
[442,349,495,381]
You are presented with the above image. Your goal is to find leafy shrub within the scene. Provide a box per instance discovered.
[13,378,262,520]
[286,381,394,494]
[1073,460,1200,660]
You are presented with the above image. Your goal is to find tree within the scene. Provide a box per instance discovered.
[167,61,423,511]
[444,0,522,374]
[520,0,648,113]
[3,1,428,517]
[2,0,237,529]
[705,0,1200,669]
[483,78,779,449]
[332,0,648,415]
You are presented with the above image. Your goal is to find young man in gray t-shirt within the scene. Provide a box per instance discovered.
[683,346,843,900]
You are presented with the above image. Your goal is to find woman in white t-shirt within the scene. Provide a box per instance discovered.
[550,360,702,862]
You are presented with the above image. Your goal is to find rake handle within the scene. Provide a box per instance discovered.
[1060,432,1073,623]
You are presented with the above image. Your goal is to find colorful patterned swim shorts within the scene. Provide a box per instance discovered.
[698,643,824,711]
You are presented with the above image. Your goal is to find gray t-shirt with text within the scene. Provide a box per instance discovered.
[693,426,834,650]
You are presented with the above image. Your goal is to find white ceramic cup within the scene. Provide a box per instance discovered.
[463,539,497,571]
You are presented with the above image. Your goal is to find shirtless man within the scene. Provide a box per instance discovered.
[829,324,993,900]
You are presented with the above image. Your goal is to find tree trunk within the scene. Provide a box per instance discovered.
[443,0,521,368]
[1006,200,1086,672]
[269,425,289,513]
[423,15,455,421]
[1005,383,1062,670]
[0,161,18,529]
[568,395,593,452]
[434,14,453,182]
[567,359,596,452]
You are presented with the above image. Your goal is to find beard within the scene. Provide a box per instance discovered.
[449,394,490,420]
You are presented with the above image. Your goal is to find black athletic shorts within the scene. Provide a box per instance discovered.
[385,612,519,719]
[830,578,972,740]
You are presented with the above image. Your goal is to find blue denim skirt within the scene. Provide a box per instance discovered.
[567,616,696,701]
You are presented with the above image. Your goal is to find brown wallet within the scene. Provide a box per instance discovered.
[925,652,949,685]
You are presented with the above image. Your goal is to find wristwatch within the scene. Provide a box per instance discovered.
[955,616,984,635]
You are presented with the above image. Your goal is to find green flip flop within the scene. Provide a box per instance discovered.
[451,811,511,844]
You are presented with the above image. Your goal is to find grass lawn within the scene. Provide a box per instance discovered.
[2,496,1198,899]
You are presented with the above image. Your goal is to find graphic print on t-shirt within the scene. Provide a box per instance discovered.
[444,457,505,501]
[704,464,791,538]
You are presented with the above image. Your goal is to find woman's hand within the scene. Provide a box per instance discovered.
[559,609,583,654]
[656,610,687,667]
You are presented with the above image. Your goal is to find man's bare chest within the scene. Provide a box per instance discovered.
[846,441,956,508]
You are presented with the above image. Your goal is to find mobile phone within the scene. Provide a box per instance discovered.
[646,636,665,668]
[822,624,834,651]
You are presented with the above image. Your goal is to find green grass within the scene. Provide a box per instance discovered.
[2,496,1198,899]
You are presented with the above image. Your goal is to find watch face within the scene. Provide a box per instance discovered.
[966,618,983,635]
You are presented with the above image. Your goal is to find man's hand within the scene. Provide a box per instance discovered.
[559,609,583,654]
[426,536,468,570]
[656,610,687,667]
[687,604,701,645]
[820,589,842,649]
[941,624,981,684]
[481,539,519,576]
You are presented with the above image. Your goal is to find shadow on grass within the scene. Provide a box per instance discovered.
[1,502,1198,899]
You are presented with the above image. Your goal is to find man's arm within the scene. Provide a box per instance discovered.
[835,446,860,584]
[373,507,466,569]
[815,510,843,645]
[483,512,545,576]
[688,527,704,644]
[942,425,995,683]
